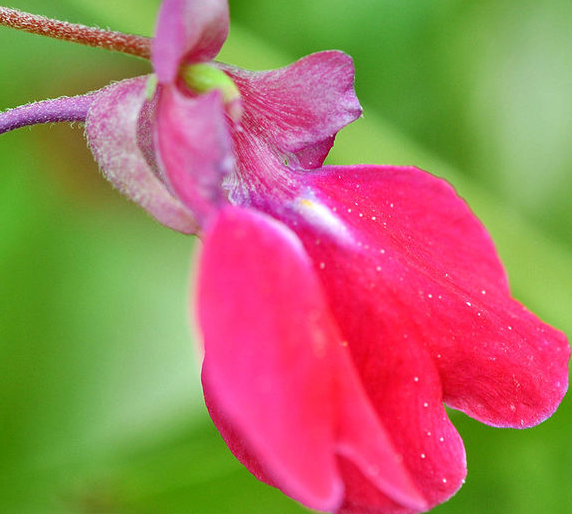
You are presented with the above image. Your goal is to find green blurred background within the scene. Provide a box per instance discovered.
[1,0,571,512]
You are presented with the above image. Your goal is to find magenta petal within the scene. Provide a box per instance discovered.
[338,330,467,514]
[335,346,429,513]
[243,164,568,507]
[198,206,427,512]
[225,51,362,168]
[300,165,569,431]
[85,77,198,234]
[152,0,229,84]
[198,206,342,511]
[436,297,569,428]
[154,85,233,224]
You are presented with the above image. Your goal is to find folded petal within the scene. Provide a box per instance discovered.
[335,339,431,514]
[198,206,341,510]
[198,206,426,513]
[300,165,569,430]
[224,51,362,169]
[246,164,568,507]
[85,77,198,234]
[154,85,233,225]
[338,330,466,514]
[268,164,568,425]
[153,0,229,84]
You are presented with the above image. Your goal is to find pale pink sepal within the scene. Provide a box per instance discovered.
[152,0,229,84]
[85,77,198,233]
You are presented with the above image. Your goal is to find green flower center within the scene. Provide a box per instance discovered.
[181,63,240,104]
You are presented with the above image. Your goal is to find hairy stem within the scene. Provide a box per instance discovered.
[0,6,151,58]
[0,92,98,135]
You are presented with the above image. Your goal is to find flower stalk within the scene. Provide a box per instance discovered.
[0,6,151,58]
[0,93,98,135]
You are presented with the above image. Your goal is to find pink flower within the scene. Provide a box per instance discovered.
[0,1,569,513]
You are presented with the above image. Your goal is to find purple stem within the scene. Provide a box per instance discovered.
[0,91,98,135]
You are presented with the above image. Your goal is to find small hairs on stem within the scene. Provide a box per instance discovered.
[0,6,151,58]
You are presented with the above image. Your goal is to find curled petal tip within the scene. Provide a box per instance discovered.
[223,49,362,169]
[152,0,229,84]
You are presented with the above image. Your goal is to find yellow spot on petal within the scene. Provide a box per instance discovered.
[299,198,315,208]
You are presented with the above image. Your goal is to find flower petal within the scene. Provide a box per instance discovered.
[85,77,198,234]
[198,206,341,511]
[198,206,426,513]
[297,165,569,430]
[335,337,430,514]
[224,50,362,169]
[152,0,229,84]
[154,85,233,225]
[337,331,466,513]
[248,164,568,507]
[436,297,569,429]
